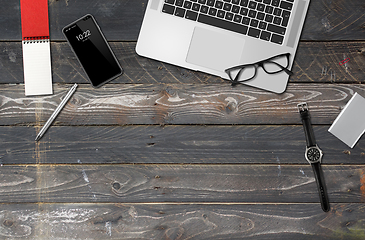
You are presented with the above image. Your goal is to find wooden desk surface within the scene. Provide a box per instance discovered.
[1,0,365,239]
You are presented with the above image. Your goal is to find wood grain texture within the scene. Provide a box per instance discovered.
[1,0,365,41]
[1,0,365,238]
[0,84,364,126]
[0,203,362,239]
[1,42,364,84]
[1,203,365,239]
[303,0,365,41]
[0,165,364,203]
[0,126,364,165]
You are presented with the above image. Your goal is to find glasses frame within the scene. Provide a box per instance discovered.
[225,53,294,86]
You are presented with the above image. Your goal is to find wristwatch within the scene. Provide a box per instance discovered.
[298,102,330,212]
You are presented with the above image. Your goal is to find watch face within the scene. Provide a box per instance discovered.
[306,147,321,162]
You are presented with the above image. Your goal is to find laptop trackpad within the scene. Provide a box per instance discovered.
[186,27,245,72]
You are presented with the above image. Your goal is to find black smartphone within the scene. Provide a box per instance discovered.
[62,14,123,88]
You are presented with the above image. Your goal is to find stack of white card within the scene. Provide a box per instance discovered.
[328,93,365,148]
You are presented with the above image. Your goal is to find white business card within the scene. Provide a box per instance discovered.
[328,92,365,148]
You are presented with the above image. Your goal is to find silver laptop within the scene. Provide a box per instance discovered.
[136,0,310,93]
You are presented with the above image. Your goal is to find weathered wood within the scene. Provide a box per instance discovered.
[0,165,364,203]
[0,84,364,126]
[1,1,365,238]
[1,42,364,84]
[1,125,364,165]
[2,0,365,41]
[1,203,365,239]
[0,0,147,41]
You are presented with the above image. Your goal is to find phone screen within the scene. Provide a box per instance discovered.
[63,15,123,87]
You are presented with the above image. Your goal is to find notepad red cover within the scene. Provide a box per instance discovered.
[20,0,50,39]
[20,0,53,96]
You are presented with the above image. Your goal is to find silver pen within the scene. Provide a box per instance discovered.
[35,83,78,141]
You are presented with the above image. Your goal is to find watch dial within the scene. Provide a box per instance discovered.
[307,148,321,162]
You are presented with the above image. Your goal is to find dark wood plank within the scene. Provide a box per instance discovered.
[1,42,364,84]
[0,164,364,203]
[293,41,365,83]
[0,84,364,126]
[303,0,365,41]
[1,203,364,239]
[2,0,365,41]
[1,126,364,164]
[1,1,363,239]
[0,0,147,41]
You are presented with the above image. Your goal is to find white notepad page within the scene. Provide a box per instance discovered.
[22,39,53,96]
[328,93,365,148]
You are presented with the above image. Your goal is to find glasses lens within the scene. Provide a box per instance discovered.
[229,65,256,82]
[263,54,289,73]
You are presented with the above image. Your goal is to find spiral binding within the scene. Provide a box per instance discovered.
[23,36,49,44]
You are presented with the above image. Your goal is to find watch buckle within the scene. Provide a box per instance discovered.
[297,102,308,112]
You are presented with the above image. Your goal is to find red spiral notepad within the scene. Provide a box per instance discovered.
[20,0,53,96]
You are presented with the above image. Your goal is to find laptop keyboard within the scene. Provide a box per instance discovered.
[162,0,294,45]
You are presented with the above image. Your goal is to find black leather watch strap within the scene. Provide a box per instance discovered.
[298,102,330,212]
[312,162,330,212]
[298,104,316,147]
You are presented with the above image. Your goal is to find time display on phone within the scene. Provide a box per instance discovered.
[76,30,91,41]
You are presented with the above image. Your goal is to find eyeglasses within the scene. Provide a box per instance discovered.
[225,53,294,86]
